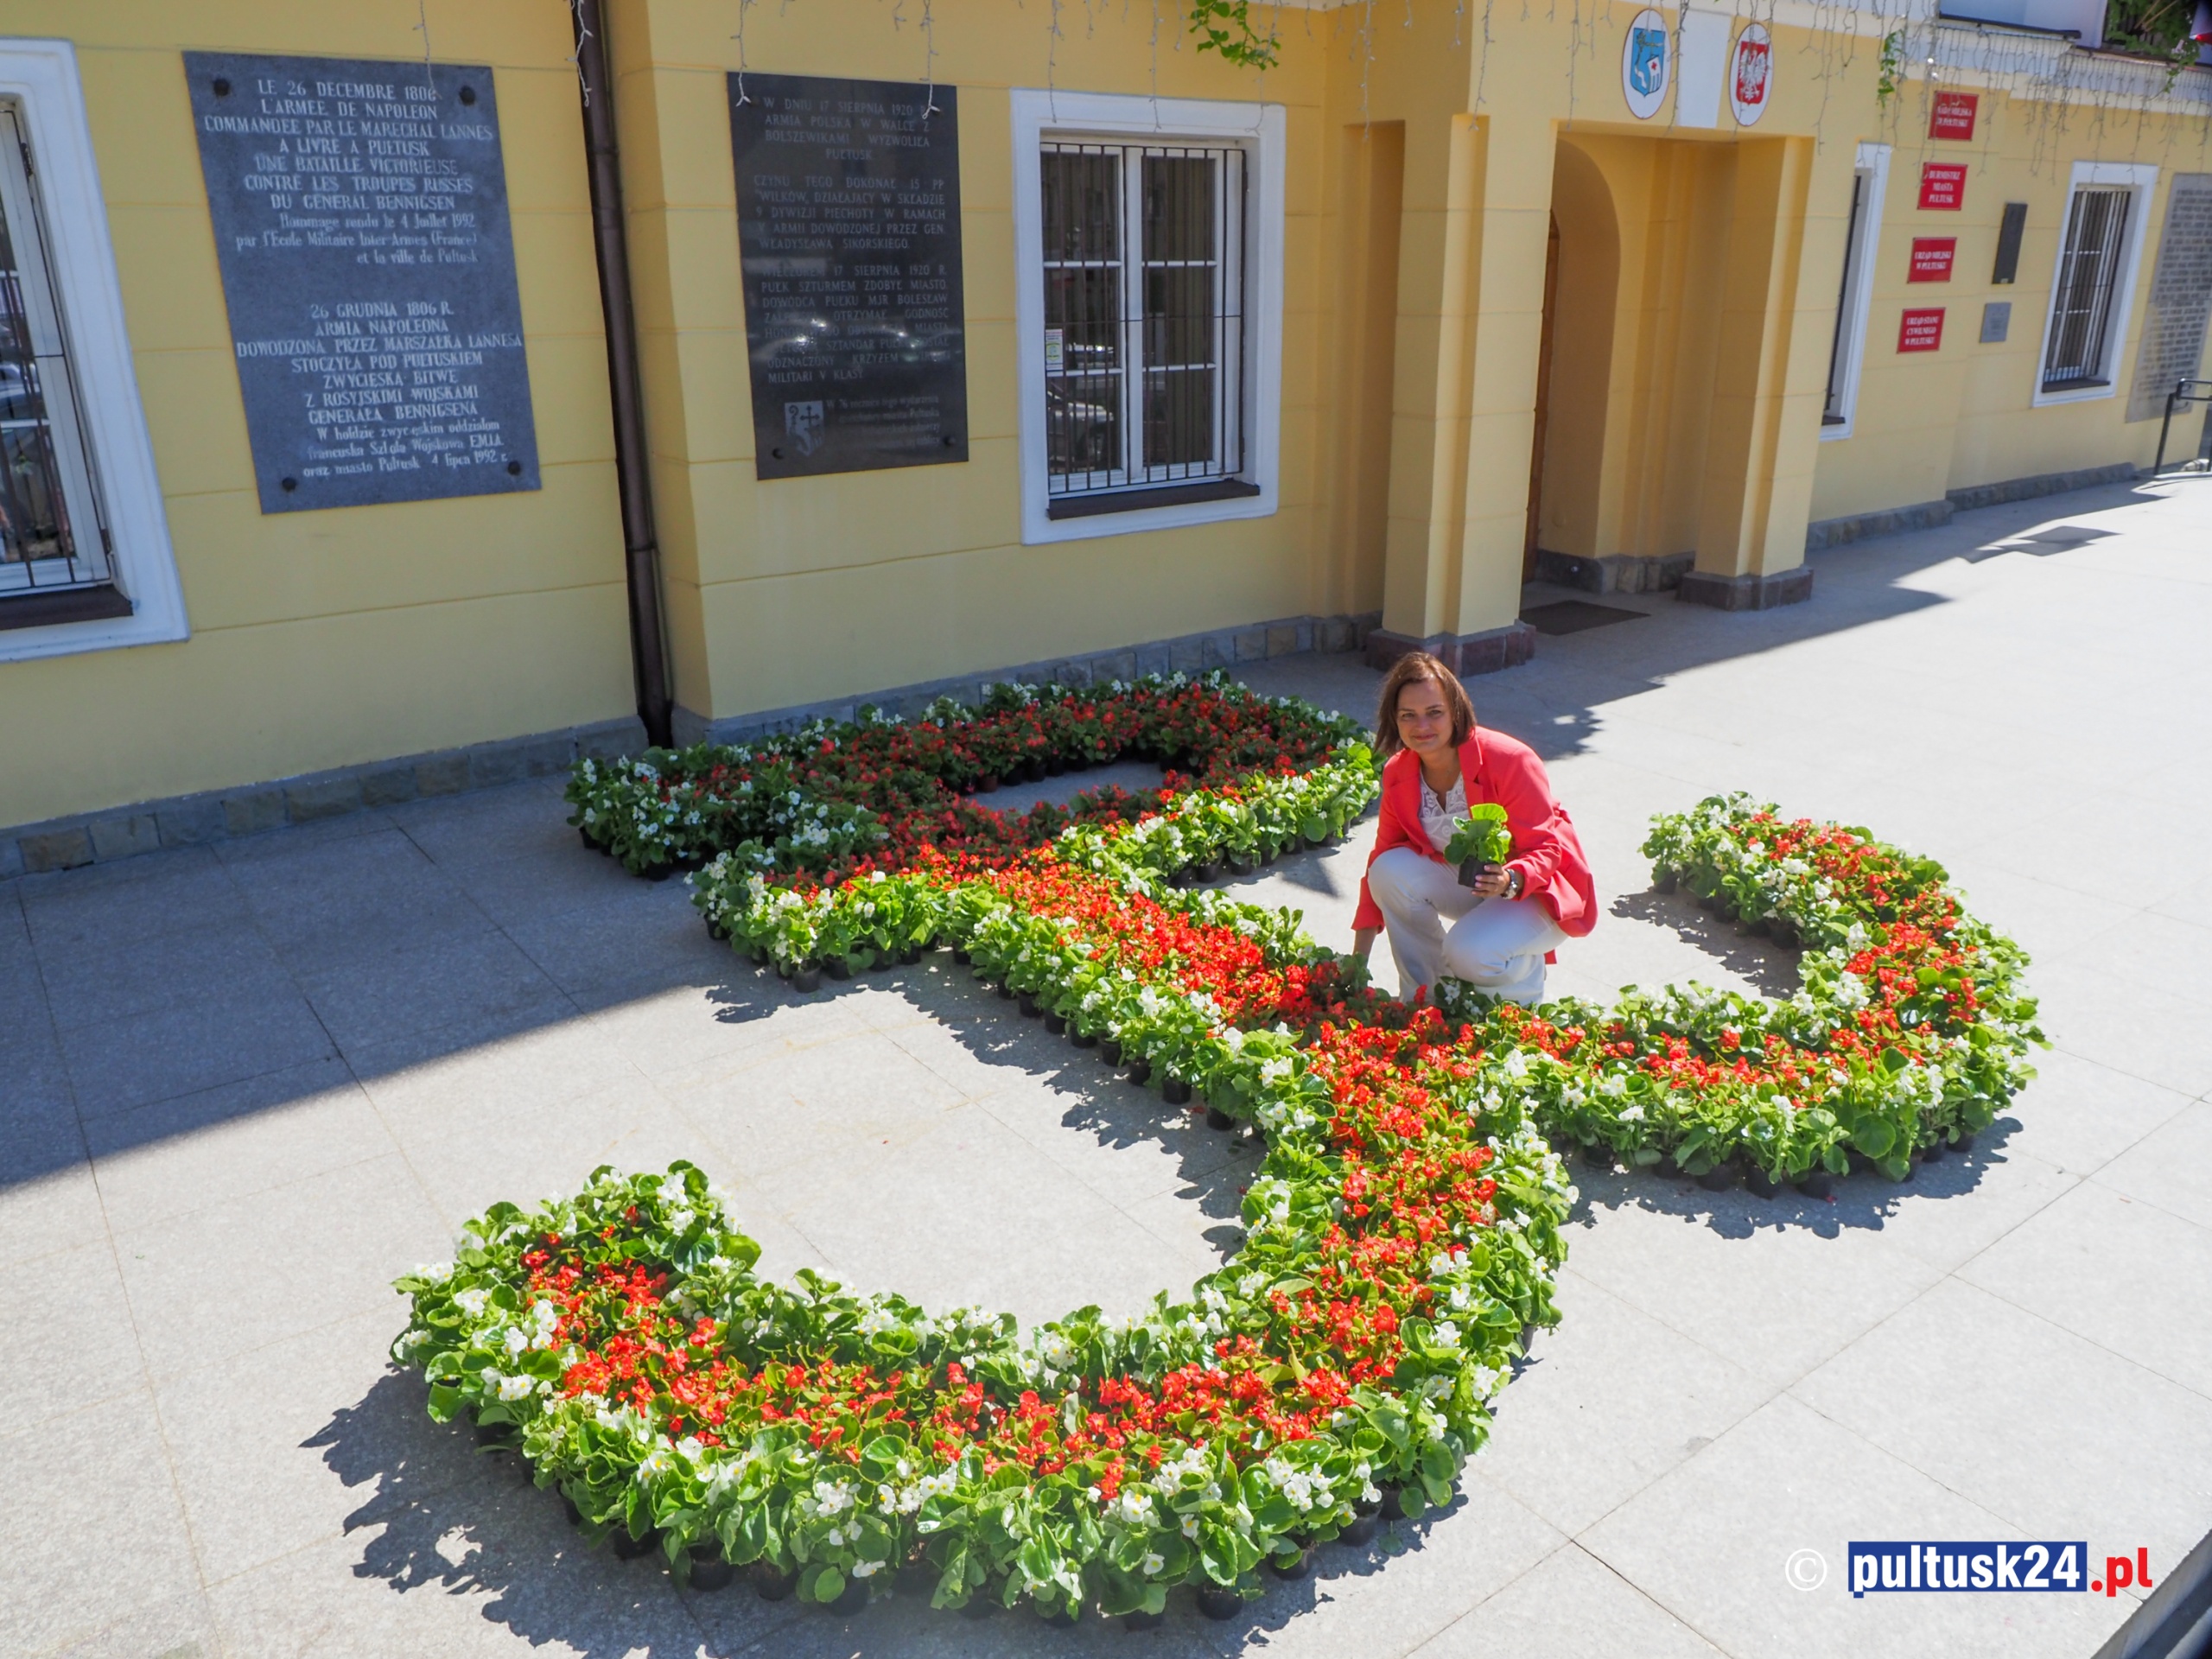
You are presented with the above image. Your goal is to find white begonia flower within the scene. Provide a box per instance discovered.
[496,1373,536,1402]
[454,1287,491,1319]
[1109,1490,1156,1527]
[502,1325,530,1357]
[416,1262,454,1282]
[1142,1550,1166,1576]
[851,1558,884,1578]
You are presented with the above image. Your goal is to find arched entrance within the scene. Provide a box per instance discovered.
[1527,138,1622,573]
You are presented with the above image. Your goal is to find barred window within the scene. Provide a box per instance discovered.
[2042,186,2133,391]
[1039,141,1252,517]
[0,99,118,617]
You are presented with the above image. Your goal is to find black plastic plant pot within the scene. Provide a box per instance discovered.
[1745,1167,1782,1199]
[688,1548,734,1592]
[868,950,894,973]
[1698,1160,1738,1193]
[1099,1038,1122,1065]
[1045,1014,1068,1035]
[830,1577,871,1615]
[1653,869,1677,893]
[1125,1058,1153,1085]
[1954,1131,1975,1155]
[645,862,676,882]
[1794,1170,1834,1199]
[610,1527,657,1560]
[1161,1077,1192,1105]
[563,1495,583,1527]
[1457,856,1492,890]
[1205,1105,1236,1132]
[474,1421,513,1448]
[1192,862,1219,883]
[791,966,822,993]
[1123,1608,1165,1631]
[1920,1135,1946,1162]
[995,982,1017,1001]
[1267,1547,1314,1580]
[1581,1141,1612,1168]
[1071,1029,1097,1049]
[1194,1586,1246,1622]
[1017,992,1041,1017]
[1379,1483,1411,1520]
[899,945,923,966]
[1338,1512,1381,1548]
[952,947,971,965]
[823,958,852,982]
[706,920,728,942]
[751,1562,798,1601]
[579,827,596,851]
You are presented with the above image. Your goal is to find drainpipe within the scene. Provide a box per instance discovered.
[571,0,674,749]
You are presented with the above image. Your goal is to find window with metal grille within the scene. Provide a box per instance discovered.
[1039,141,1250,516]
[2042,186,2133,391]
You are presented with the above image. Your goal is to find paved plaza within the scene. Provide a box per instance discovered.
[7,475,2212,1658]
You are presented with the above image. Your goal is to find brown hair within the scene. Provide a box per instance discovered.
[1374,652,1477,757]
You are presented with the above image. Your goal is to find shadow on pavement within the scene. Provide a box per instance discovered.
[310,1363,1464,1656]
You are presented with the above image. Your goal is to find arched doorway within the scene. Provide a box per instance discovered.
[1528,139,1621,570]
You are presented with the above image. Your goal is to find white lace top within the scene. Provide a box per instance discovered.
[1417,773,1467,856]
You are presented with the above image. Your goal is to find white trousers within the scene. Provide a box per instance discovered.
[1367,846,1567,1005]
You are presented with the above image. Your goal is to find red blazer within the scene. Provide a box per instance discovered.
[1353,729,1597,944]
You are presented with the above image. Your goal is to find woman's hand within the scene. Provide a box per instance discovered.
[1352,927,1377,962]
[1466,864,1518,899]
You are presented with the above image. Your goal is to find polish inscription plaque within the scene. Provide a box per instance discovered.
[728,73,968,479]
[185,52,539,513]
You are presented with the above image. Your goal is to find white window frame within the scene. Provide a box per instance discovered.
[1821,142,1889,443]
[2031,161,2158,410]
[1011,89,1282,547]
[0,38,184,664]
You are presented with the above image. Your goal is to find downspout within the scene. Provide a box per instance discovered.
[571,0,674,748]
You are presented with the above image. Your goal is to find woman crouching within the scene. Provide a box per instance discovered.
[1352,652,1596,1004]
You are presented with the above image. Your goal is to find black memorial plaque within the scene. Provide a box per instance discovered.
[185,52,539,513]
[729,74,967,479]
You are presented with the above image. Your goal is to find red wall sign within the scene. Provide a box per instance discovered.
[1898,307,1946,353]
[1929,91,1979,142]
[1918,162,1968,211]
[1909,238,1958,283]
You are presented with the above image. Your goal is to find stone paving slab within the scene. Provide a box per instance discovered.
[3,477,2211,1656]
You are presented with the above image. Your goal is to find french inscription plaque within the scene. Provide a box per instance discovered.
[185,52,539,513]
[728,73,967,479]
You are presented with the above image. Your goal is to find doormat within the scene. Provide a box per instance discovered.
[1519,599,1649,635]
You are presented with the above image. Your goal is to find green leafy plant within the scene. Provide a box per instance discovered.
[2102,0,2208,64]
[1442,804,1512,868]
[1187,0,1280,69]
[1877,29,1905,106]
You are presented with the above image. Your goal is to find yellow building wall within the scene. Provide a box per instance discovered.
[608,0,1336,728]
[4,1,2209,833]
[0,1,633,830]
[1808,91,2212,522]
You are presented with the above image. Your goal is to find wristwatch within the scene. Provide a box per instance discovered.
[1505,868,1525,900]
